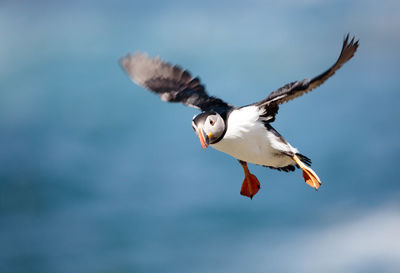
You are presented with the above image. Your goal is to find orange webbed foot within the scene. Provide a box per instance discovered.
[238,160,261,199]
[292,155,322,190]
[302,167,321,190]
[240,173,261,199]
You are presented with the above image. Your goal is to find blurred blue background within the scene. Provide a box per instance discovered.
[1,0,400,272]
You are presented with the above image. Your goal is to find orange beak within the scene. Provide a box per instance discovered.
[197,128,209,149]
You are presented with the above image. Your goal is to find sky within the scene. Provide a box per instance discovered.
[1,1,400,273]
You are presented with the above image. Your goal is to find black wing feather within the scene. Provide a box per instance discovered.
[256,34,359,119]
[120,53,231,112]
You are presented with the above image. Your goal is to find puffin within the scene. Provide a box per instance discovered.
[120,34,359,199]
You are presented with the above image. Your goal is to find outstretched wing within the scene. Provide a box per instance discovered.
[120,53,231,112]
[256,34,359,121]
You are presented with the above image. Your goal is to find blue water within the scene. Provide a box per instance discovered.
[1,1,400,272]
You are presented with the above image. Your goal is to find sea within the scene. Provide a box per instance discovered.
[1,1,400,272]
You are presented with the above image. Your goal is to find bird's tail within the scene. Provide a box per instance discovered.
[293,154,321,190]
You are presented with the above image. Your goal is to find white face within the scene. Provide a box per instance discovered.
[192,113,225,148]
[203,115,223,139]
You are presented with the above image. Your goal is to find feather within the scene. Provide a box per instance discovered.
[256,34,359,120]
[120,53,232,112]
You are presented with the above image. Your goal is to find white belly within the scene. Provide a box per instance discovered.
[211,106,298,167]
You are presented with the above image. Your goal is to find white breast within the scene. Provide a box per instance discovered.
[211,106,298,167]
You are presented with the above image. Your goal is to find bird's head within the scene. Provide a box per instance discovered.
[192,112,226,149]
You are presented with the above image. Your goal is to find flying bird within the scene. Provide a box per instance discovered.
[120,34,359,199]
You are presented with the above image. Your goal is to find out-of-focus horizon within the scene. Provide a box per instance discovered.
[1,0,400,273]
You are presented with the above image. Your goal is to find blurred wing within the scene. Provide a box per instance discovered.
[259,34,359,108]
[120,53,231,112]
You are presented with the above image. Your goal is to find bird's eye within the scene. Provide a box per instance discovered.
[192,125,196,131]
[209,119,214,126]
